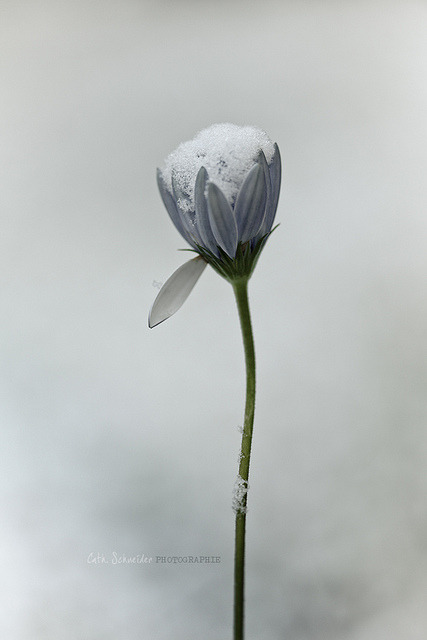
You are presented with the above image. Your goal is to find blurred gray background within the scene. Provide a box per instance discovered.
[1,1,427,638]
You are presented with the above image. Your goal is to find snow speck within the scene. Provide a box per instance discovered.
[232,475,249,515]
[161,123,275,212]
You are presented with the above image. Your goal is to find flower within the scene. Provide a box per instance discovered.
[149,123,281,328]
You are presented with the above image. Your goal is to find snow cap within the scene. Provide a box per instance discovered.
[161,123,276,213]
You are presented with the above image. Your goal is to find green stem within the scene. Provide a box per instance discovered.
[232,277,256,640]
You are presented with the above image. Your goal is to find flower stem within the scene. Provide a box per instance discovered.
[232,277,256,640]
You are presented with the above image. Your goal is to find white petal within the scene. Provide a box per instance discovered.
[148,256,207,328]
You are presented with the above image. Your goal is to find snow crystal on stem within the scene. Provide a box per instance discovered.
[232,475,249,515]
[161,123,275,213]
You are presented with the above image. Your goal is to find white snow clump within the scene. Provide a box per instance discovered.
[161,123,275,213]
[232,474,249,515]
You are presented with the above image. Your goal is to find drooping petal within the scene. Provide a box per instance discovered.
[207,183,238,258]
[148,256,207,328]
[257,143,281,238]
[194,167,220,256]
[157,169,197,248]
[233,162,267,243]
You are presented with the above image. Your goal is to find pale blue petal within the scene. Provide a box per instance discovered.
[194,167,220,256]
[268,143,282,223]
[207,183,238,258]
[172,174,203,246]
[234,162,267,243]
[157,169,197,248]
[148,256,207,328]
[257,149,271,221]
[257,143,281,237]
